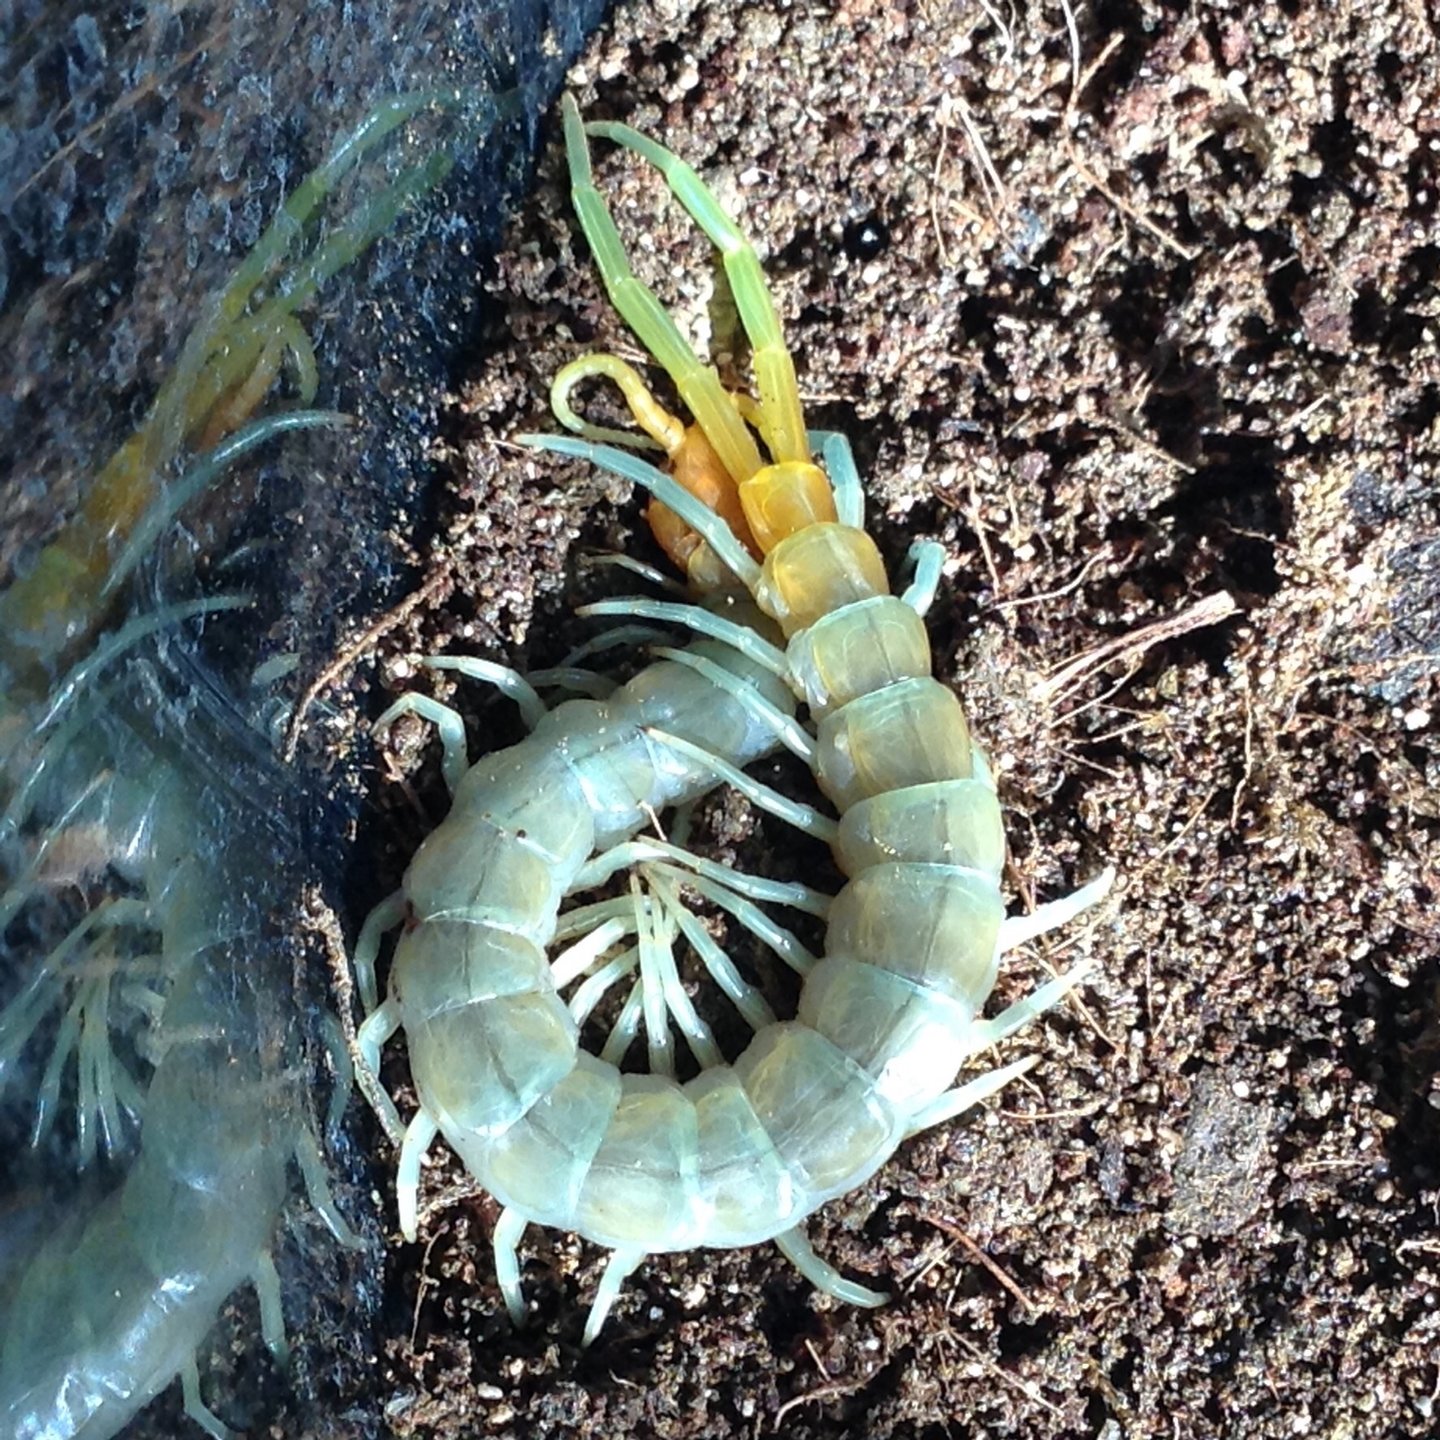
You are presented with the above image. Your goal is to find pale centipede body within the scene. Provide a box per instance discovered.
[355,96,1114,1343]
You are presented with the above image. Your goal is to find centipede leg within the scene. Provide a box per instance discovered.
[998,866,1116,954]
[355,998,404,1142]
[645,725,839,843]
[562,98,764,487]
[650,873,777,1031]
[598,978,645,1066]
[33,1003,82,1147]
[493,1206,529,1325]
[567,947,639,1028]
[903,1054,1040,1139]
[549,915,631,989]
[253,1248,290,1367]
[373,693,471,796]
[632,875,675,1076]
[650,646,814,760]
[633,872,724,1072]
[655,865,817,976]
[421,655,548,730]
[583,1247,648,1347]
[581,551,689,596]
[312,1008,354,1136]
[773,1225,887,1308]
[899,540,946,616]
[103,411,350,606]
[637,871,726,1064]
[1,898,154,1152]
[575,838,828,918]
[584,108,810,468]
[397,1110,439,1242]
[576,598,787,677]
[354,888,407,1013]
[519,437,762,591]
[179,1354,233,1440]
[559,622,672,669]
[807,429,866,529]
[957,961,1100,1059]
[292,1124,363,1247]
[524,665,617,701]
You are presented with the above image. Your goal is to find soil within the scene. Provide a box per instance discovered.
[7,0,1439,1437]
[329,2,1440,1438]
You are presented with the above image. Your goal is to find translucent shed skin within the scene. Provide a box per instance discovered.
[355,96,1113,1345]
[0,664,358,1440]
[1,945,350,1440]
[0,91,470,1440]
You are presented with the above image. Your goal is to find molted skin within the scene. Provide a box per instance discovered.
[0,90,473,1440]
[1,968,290,1440]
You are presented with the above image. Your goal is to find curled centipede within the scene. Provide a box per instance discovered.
[354,95,1114,1344]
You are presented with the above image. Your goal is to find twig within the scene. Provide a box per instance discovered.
[772,1341,869,1427]
[282,565,454,761]
[967,486,1007,597]
[998,1098,1107,1123]
[995,548,1109,611]
[1057,0,1082,94]
[306,886,407,1147]
[1231,680,1256,829]
[1159,782,1221,861]
[949,1333,1065,1418]
[1051,659,1143,728]
[1063,33,1199,263]
[1036,590,1238,704]
[923,1215,1039,1315]
[410,1226,445,1351]
[900,1237,960,1292]
[976,0,1017,63]
[953,90,1009,218]
[931,101,955,269]
[1093,411,1197,475]
[772,1382,859,1429]
[415,1175,487,1232]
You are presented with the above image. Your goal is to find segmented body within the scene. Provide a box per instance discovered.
[1,940,351,1440]
[356,97,1112,1342]
[0,91,467,1437]
[0,644,358,1440]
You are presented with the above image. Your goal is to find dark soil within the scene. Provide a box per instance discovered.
[7,1,1438,1437]
[333,3,1440,1438]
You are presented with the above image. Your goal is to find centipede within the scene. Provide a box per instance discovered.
[354,94,1115,1345]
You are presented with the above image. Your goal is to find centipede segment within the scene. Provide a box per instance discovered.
[357,95,1114,1343]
